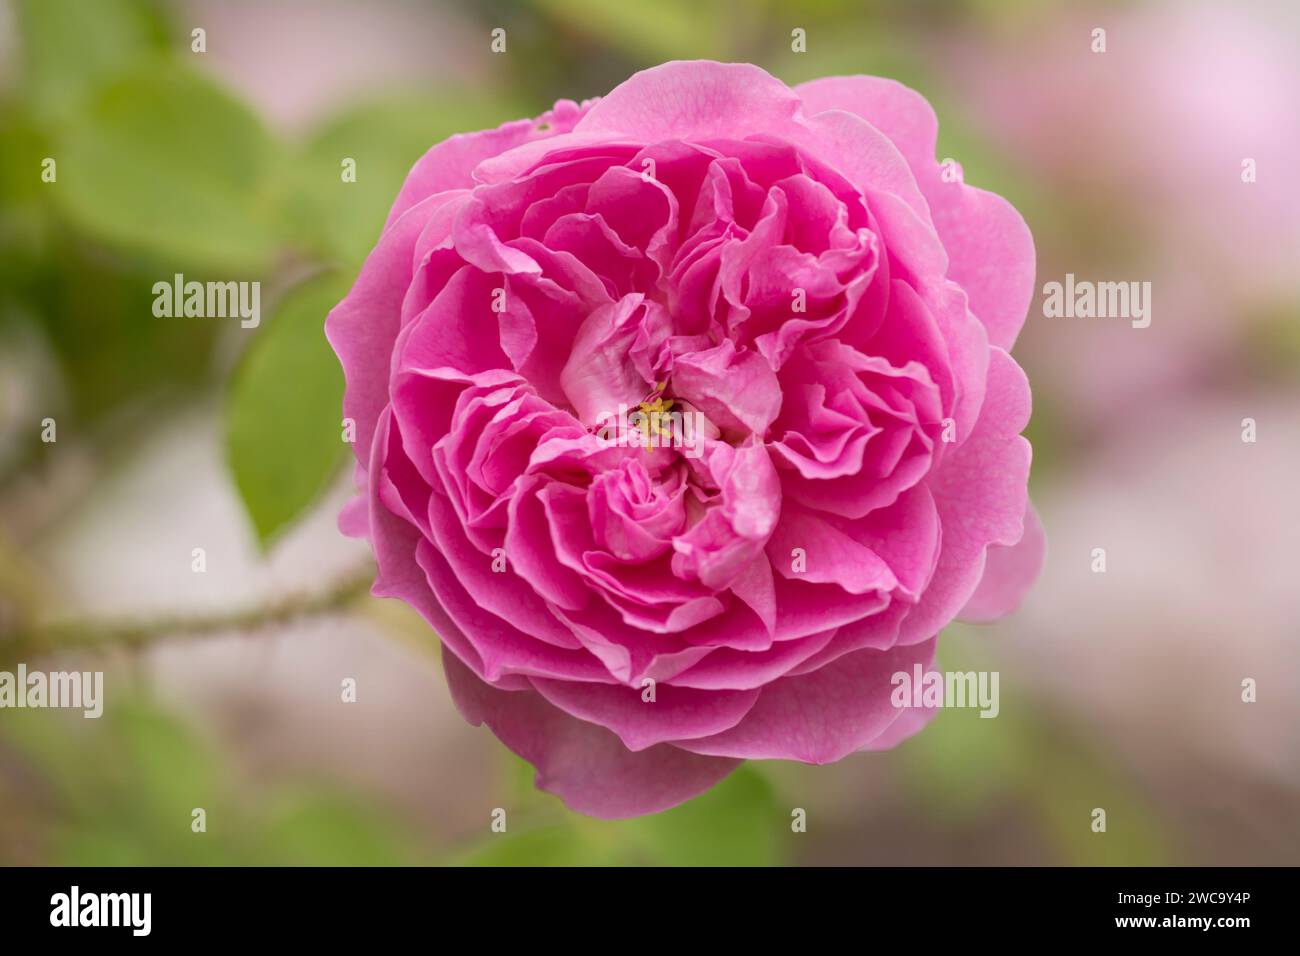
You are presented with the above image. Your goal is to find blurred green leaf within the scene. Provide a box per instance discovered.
[225,273,349,547]
[1,697,237,865]
[1028,744,1169,866]
[531,0,723,61]
[286,94,525,266]
[903,705,1022,822]
[457,824,619,866]
[116,701,222,818]
[0,694,435,865]
[0,102,52,234]
[51,61,282,272]
[10,239,220,426]
[15,0,165,119]
[461,758,783,866]
[599,765,781,866]
[255,792,426,866]
[452,750,620,865]
[901,630,1023,820]
[1242,298,1300,381]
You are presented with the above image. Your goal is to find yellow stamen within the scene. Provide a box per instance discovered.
[634,390,676,447]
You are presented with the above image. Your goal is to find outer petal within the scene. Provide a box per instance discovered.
[959,499,1046,622]
[859,696,937,751]
[576,60,802,141]
[677,637,936,763]
[366,408,487,680]
[443,651,739,819]
[896,347,1032,644]
[386,99,592,228]
[929,185,1037,353]
[528,677,760,752]
[326,192,456,462]
[796,75,1036,350]
[338,491,369,538]
[796,107,931,224]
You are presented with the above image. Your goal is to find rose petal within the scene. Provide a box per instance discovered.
[444,650,739,818]
[529,676,760,752]
[897,348,1033,644]
[796,75,1036,349]
[677,637,937,762]
[577,60,802,141]
[960,499,1046,622]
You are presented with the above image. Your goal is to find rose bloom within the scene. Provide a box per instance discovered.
[327,61,1044,818]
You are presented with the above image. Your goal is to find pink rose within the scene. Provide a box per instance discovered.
[327,61,1043,818]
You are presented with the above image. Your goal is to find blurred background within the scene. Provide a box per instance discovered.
[1,0,1297,865]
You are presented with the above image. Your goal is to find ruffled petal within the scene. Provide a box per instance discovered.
[795,75,1035,349]
[444,651,739,819]
[677,637,937,762]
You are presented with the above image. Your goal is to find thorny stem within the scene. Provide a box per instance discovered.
[0,565,375,667]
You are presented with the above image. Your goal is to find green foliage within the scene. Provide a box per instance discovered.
[457,757,783,866]
[225,273,351,547]
[14,0,166,119]
[903,700,1022,823]
[3,697,784,867]
[255,792,427,866]
[0,103,50,233]
[1,2,230,444]
[1028,743,1169,867]
[459,825,620,867]
[612,764,780,865]
[286,95,525,266]
[2,698,229,865]
[0,695,434,866]
[6,0,534,538]
[17,240,222,423]
[51,62,282,273]
[531,0,724,61]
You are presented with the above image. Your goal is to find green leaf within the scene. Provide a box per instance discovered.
[609,765,781,866]
[286,94,525,266]
[51,61,282,273]
[0,104,57,312]
[15,0,165,119]
[225,273,349,547]
[12,241,221,425]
